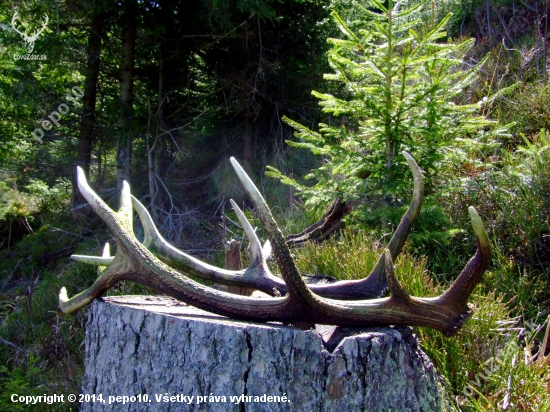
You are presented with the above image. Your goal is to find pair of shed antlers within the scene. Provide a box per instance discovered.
[59,153,491,336]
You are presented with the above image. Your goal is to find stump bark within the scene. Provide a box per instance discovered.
[82,296,446,411]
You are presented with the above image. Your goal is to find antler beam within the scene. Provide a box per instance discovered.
[60,154,491,336]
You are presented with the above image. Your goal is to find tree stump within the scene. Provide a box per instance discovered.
[81,296,446,411]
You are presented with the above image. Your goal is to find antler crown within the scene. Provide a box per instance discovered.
[60,153,491,336]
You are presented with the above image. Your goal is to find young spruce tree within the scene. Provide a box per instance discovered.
[269,0,513,243]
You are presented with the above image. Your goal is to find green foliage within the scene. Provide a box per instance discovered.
[501,82,550,142]
[495,130,550,270]
[0,354,44,411]
[0,0,84,167]
[268,0,515,245]
[420,294,550,411]
[0,263,89,411]
[0,218,107,411]
[452,129,550,279]
[0,174,71,249]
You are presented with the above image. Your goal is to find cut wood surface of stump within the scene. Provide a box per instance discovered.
[82,296,447,412]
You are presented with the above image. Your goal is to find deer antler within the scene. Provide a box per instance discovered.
[11,11,48,53]
[72,152,424,299]
[60,155,491,336]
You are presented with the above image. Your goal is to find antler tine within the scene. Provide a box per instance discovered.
[365,151,424,288]
[97,243,111,275]
[75,167,132,237]
[229,199,263,265]
[131,195,160,249]
[387,151,424,257]
[229,200,274,278]
[118,181,133,229]
[229,157,323,310]
[440,206,492,310]
[40,14,48,31]
[71,253,113,266]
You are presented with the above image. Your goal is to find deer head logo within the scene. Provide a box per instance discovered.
[11,11,48,54]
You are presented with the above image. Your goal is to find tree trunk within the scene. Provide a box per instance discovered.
[147,43,167,222]
[72,6,105,209]
[116,1,137,201]
[82,296,447,412]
